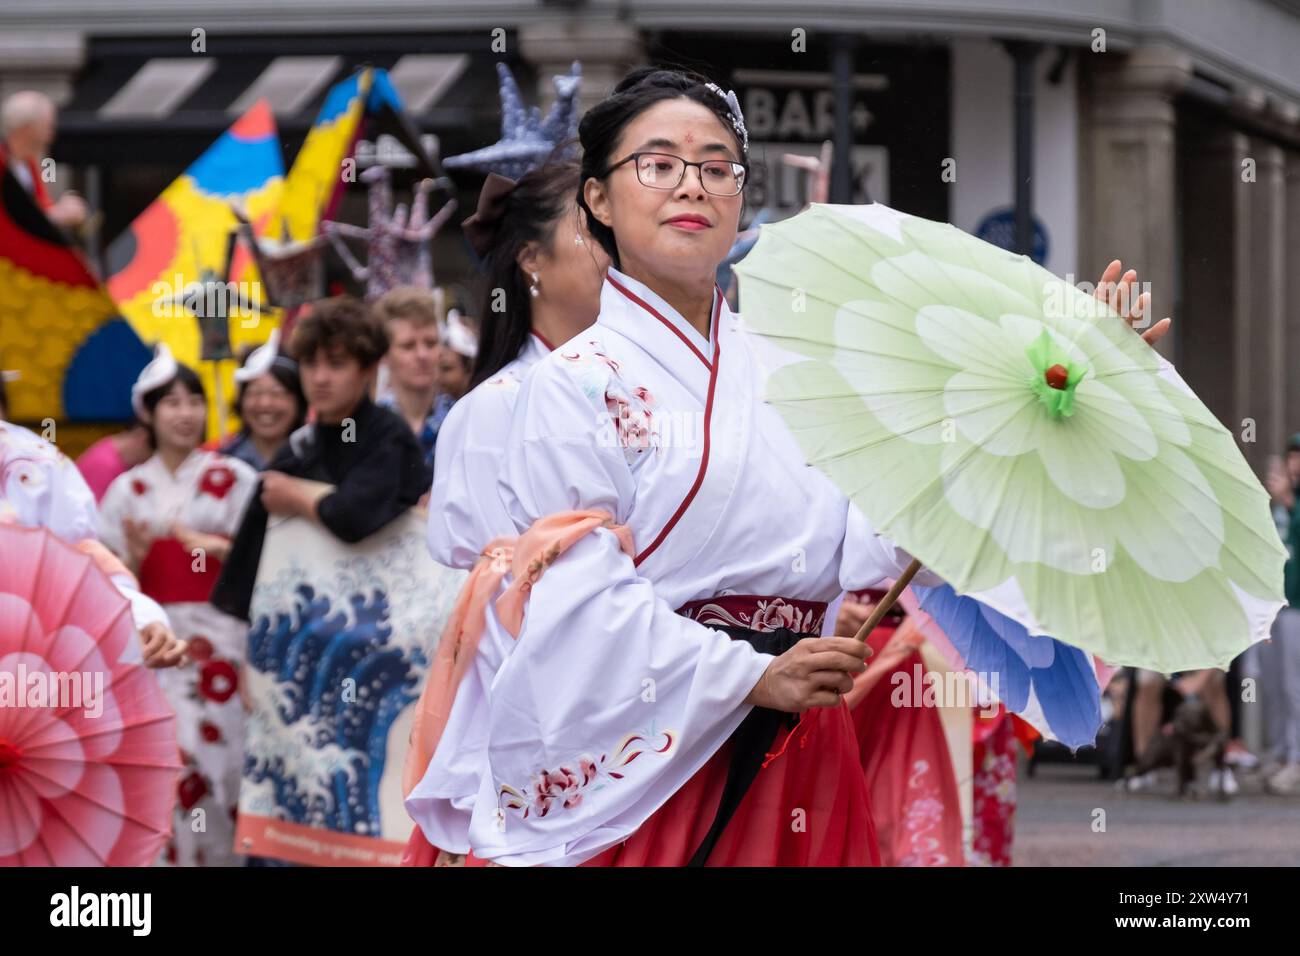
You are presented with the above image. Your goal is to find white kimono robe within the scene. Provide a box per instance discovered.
[412,332,552,852]
[407,267,928,865]
[0,420,167,653]
[427,333,552,571]
[99,448,258,866]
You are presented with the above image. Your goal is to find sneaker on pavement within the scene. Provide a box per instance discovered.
[1266,763,1300,795]
[1215,767,1240,796]
[1223,740,1258,770]
[1125,770,1159,793]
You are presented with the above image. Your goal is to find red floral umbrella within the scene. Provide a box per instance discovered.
[0,524,180,865]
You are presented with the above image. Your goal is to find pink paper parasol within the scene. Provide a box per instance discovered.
[0,525,180,865]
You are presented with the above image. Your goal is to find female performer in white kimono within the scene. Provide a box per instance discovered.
[403,161,609,864]
[99,348,259,865]
[0,418,183,668]
[407,68,938,866]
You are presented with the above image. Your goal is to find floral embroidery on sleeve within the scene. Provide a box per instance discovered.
[497,728,676,820]
[603,383,658,463]
[561,344,660,465]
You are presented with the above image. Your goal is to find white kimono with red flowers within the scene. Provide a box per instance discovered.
[407,267,933,865]
[99,449,258,866]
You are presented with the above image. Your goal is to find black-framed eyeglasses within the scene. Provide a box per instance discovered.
[602,151,748,197]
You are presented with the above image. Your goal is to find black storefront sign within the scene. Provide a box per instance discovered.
[648,33,950,224]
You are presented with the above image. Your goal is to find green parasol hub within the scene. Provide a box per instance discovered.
[1025,328,1087,419]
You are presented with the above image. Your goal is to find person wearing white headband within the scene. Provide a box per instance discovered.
[99,344,261,866]
[128,342,179,420]
[433,309,477,405]
[218,329,306,472]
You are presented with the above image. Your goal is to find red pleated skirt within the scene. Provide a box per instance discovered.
[556,699,878,867]
[460,700,877,867]
[463,699,877,867]
[850,631,964,867]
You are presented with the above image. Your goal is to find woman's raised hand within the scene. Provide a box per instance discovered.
[746,637,869,712]
[1094,258,1170,346]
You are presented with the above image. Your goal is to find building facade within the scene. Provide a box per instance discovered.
[2,0,1298,467]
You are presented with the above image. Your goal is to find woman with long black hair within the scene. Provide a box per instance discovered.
[424,160,609,565]
[406,67,937,866]
[403,159,609,864]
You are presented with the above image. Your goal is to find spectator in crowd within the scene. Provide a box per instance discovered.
[1127,667,1242,794]
[98,349,261,865]
[435,309,477,405]
[215,331,307,471]
[1262,435,1300,793]
[1,90,87,229]
[211,295,431,622]
[374,287,450,469]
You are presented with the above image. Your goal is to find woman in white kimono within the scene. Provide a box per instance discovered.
[99,347,259,866]
[0,418,183,668]
[407,68,937,867]
[404,161,609,864]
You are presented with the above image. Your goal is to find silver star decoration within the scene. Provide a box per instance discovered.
[442,61,582,179]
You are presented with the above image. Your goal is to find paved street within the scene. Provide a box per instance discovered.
[1014,761,1300,866]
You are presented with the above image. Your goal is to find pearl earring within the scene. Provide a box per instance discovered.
[530,272,540,298]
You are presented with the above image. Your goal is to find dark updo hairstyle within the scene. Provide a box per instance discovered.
[576,66,748,272]
[140,362,206,448]
[470,160,588,389]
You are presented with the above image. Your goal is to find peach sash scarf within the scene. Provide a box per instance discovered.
[401,509,635,798]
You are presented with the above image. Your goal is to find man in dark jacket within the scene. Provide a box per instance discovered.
[211,296,432,621]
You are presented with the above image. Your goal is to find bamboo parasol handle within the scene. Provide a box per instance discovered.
[851,557,924,645]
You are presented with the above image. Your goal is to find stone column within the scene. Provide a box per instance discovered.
[1286,148,1300,436]
[1079,46,1193,364]
[1245,138,1288,467]
[1176,117,1241,430]
[518,20,646,115]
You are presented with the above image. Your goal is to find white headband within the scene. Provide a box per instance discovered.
[234,328,282,384]
[442,310,478,360]
[131,343,179,418]
[704,82,748,153]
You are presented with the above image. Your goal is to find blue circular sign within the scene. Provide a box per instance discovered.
[975,208,1049,265]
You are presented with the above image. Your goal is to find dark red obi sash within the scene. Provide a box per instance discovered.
[138,537,225,604]
[676,594,829,636]
[671,592,831,865]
